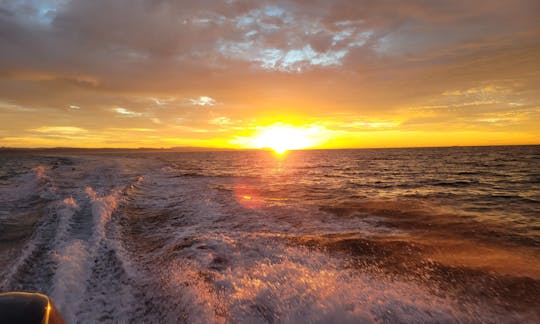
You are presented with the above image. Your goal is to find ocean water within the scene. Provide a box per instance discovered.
[0,146,539,323]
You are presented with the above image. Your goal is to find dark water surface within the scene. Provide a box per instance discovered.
[1,146,539,323]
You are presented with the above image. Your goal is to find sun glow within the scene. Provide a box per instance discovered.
[242,123,323,154]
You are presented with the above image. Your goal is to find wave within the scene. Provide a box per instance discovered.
[163,241,473,323]
[319,199,540,247]
[1,148,539,322]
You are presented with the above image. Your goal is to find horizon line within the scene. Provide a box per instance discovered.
[1,143,538,153]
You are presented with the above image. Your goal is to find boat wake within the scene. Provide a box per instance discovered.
[0,149,538,322]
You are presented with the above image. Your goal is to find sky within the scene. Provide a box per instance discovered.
[0,0,539,149]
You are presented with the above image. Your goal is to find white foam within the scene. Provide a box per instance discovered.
[50,239,90,323]
[32,165,47,180]
[53,197,79,243]
[164,241,465,323]
[48,181,126,320]
[62,197,78,209]
[85,186,120,242]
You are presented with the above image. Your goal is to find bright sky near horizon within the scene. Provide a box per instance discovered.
[0,0,539,149]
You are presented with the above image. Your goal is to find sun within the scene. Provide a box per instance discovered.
[245,123,322,154]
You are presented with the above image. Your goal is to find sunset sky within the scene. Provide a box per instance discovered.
[1,0,539,149]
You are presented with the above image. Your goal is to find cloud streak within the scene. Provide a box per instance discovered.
[113,107,143,117]
[189,96,216,106]
[31,126,87,135]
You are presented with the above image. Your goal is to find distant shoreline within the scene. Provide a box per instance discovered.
[0,144,538,155]
[0,147,244,155]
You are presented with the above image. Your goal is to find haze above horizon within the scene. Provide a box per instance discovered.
[1,0,539,149]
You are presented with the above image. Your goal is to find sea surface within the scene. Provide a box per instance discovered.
[0,146,539,323]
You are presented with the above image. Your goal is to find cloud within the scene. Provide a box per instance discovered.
[149,97,175,106]
[0,101,34,111]
[218,42,349,72]
[31,126,87,134]
[189,96,216,106]
[0,0,539,147]
[344,121,399,129]
[209,116,231,125]
[113,107,142,117]
[1,0,538,83]
[106,127,155,132]
[442,85,505,97]
[216,4,375,72]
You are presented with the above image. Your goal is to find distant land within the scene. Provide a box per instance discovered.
[0,147,244,155]
[0,144,538,155]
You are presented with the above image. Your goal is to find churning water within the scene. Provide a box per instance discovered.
[1,146,539,323]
